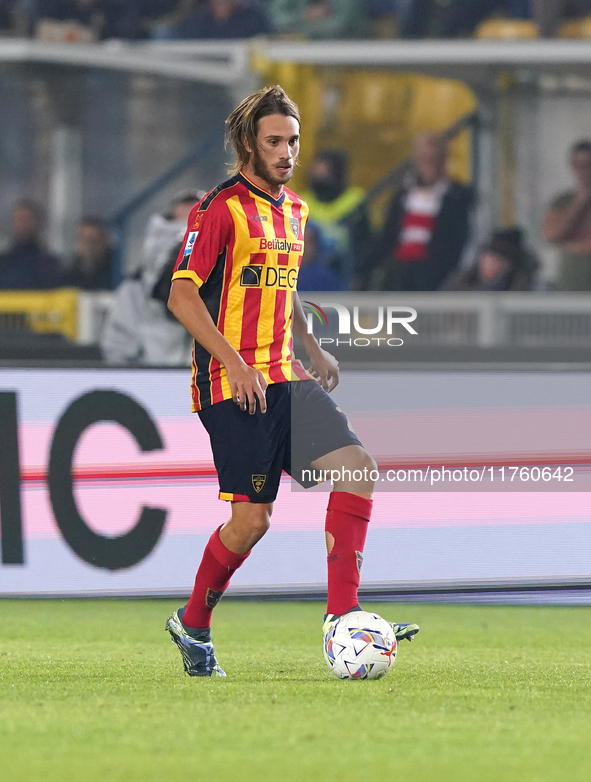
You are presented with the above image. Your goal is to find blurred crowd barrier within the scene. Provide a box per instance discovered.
[3,290,591,357]
[299,292,591,350]
[0,289,113,346]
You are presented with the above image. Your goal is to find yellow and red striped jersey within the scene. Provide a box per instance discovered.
[172,171,311,411]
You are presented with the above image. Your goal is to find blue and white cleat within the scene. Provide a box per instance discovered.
[165,609,226,677]
[323,611,419,642]
[390,622,420,643]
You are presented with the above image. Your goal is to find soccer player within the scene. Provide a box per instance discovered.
[165,85,419,677]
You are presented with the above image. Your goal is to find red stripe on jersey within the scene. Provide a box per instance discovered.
[291,359,311,380]
[209,367,224,405]
[289,197,304,236]
[210,233,235,405]
[268,289,288,383]
[240,288,263,365]
[249,252,267,264]
[271,203,287,239]
[271,202,289,265]
[237,190,266,239]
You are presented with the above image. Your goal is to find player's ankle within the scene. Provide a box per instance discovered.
[178,606,212,642]
[328,604,362,620]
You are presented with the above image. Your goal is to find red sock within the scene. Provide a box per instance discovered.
[325,492,372,616]
[183,525,249,628]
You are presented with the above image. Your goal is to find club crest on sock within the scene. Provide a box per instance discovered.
[355,551,364,574]
[205,588,224,609]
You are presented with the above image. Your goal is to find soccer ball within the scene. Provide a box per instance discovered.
[323,610,397,680]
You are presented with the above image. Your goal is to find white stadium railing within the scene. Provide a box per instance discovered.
[72,291,591,349]
[295,292,591,349]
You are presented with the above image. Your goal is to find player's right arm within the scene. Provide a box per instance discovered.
[168,280,267,414]
[168,204,267,414]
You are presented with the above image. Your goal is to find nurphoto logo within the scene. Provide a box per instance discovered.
[302,302,418,347]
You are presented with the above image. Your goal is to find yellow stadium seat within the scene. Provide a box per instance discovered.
[559,16,591,38]
[475,18,539,39]
[336,72,413,128]
[407,76,477,133]
[251,56,479,193]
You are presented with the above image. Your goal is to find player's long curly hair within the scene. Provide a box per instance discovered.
[225,85,300,174]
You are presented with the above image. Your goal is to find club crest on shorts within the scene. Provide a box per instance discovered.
[252,474,266,493]
[289,217,300,238]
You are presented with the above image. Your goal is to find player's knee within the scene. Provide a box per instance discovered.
[362,449,378,474]
[353,447,378,477]
[247,504,272,537]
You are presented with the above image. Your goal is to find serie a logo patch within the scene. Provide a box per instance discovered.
[252,474,266,493]
[183,231,198,258]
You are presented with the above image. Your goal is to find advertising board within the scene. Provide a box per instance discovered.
[1,368,590,598]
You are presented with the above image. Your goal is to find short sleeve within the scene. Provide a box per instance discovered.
[172,204,229,287]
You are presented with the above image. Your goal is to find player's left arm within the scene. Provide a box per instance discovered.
[292,293,339,392]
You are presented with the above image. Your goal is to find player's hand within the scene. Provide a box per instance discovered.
[227,361,268,414]
[308,347,339,393]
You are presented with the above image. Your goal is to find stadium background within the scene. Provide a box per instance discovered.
[2,2,591,603]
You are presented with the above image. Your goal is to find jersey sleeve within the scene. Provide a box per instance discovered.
[172,203,229,287]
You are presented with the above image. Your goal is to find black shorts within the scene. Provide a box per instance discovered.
[197,379,361,503]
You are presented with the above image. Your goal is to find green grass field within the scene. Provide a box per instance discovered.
[1,600,590,782]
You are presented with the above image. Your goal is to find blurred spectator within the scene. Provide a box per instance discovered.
[440,0,591,38]
[147,0,197,39]
[373,133,472,291]
[0,200,61,290]
[149,191,208,310]
[62,217,115,290]
[142,190,202,286]
[34,0,175,40]
[395,0,432,37]
[170,0,273,39]
[530,0,591,37]
[444,228,539,291]
[100,190,202,366]
[36,0,115,41]
[0,0,12,31]
[441,0,530,38]
[270,0,367,39]
[366,0,432,38]
[543,140,591,291]
[297,222,344,291]
[0,0,28,35]
[303,150,370,288]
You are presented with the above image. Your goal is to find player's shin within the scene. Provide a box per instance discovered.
[325,492,373,617]
[182,525,250,632]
